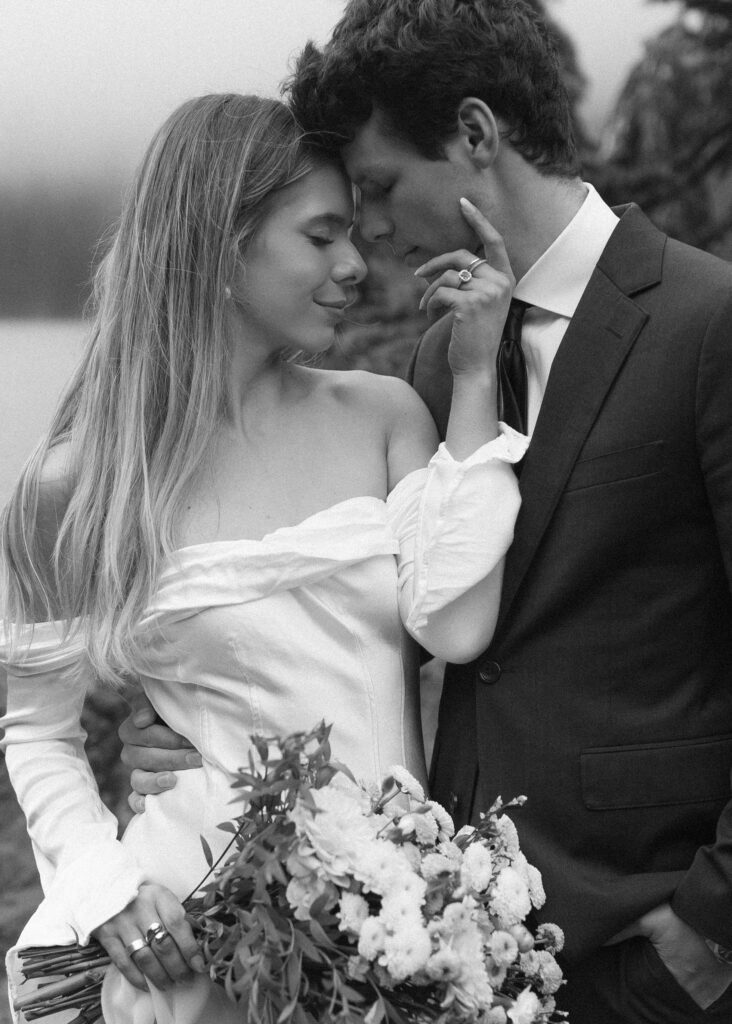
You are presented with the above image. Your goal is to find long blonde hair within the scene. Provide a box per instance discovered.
[1,94,316,685]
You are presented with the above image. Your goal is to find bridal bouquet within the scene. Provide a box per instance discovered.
[15,722,565,1024]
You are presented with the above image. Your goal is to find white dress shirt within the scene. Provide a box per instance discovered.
[513,183,619,433]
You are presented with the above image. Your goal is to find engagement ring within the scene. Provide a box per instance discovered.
[146,922,169,944]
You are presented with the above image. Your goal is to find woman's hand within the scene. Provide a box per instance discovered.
[414,197,515,379]
[92,882,205,991]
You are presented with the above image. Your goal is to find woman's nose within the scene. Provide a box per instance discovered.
[334,242,368,284]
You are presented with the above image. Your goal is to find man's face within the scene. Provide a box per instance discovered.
[342,111,481,267]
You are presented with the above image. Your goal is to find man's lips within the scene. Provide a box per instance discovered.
[401,247,422,266]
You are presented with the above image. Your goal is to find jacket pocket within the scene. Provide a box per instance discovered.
[581,734,732,810]
[565,440,665,493]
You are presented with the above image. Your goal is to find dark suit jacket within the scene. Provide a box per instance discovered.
[409,205,732,963]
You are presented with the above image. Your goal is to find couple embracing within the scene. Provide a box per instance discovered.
[2,2,732,1022]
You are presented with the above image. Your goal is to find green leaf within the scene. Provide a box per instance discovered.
[200,836,214,867]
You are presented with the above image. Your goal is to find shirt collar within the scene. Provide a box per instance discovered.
[513,183,619,318]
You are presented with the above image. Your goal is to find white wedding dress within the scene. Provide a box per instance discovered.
[1,433,527,1024]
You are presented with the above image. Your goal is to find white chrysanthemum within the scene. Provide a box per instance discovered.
[382,924,432,981]
[438,840,464,864]
[485,1008,508,1024]
[358,916,387,959]
[399,810,440,846]
[352,840,413,895]
[388,765,426,802]
[400,842,422,871]
[426,800,455,839]
[290,785,380,881]
[526,863,546,909]
[425,947,462,981]
[490,867,532,928]
[440,900,473,935]
[485,956,508,989]
[494,815,520,861]
[421,852,455,881]
[380,891,424,932]
[441,911,495,1011]
[536,922,565,954]
[489,929,519,967]
[520,950,563,995]
[338,892,370,935]
[286,874,335,921]
[440,897,481,937]
[460,843,493,893]
[507,987,542,1024]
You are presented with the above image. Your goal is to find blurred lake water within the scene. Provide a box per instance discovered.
[0,319,85,507]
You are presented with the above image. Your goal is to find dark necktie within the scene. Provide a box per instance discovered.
[497,298,530,436]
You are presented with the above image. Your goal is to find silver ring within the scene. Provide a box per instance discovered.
[466,257,487,272]
[146,922,168,944]
[125,937,150,957]
[457,268,472,287]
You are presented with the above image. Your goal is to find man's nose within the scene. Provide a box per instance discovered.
[358,201,392,245]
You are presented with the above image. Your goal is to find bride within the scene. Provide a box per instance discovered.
[0,93,525,1024]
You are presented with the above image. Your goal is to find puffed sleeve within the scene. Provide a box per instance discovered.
[0,621,145,946]
[385,425,528,663]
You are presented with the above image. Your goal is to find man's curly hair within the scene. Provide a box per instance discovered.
[286,0,579,178]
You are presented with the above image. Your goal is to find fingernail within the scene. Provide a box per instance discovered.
[460,197,475,211]
[158,773,175,788]
[185,752,203,767]
[413,264,427,277]
[133,709,153,726]
[192,955,206,973]
[134,797,146,813]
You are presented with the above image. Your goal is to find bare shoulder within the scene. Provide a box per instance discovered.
[315,368,434,428]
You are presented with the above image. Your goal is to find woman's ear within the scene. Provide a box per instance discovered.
[454,98,501,168]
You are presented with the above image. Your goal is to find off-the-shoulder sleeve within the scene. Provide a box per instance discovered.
[385,425,528,663]
[0,621,145,945]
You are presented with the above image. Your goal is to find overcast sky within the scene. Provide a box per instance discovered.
[1,0,681,187]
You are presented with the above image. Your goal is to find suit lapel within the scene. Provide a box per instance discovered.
[494,205,666,636]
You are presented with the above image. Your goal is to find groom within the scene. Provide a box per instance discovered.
[120,1,732,1020]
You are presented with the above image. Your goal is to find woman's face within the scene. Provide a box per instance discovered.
[235,161,367,355]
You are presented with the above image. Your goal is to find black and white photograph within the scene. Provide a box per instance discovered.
[2,2,732,1022]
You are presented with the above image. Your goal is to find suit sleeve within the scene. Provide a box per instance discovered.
[671,283,732,948]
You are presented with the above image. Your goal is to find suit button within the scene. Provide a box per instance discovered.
[478,660,502,685]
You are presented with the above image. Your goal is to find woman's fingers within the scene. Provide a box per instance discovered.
[101,934,148,992]
[93,884,204,992]
[153,888,206,976]
[413,198,514,286]
[418,264,509,320]
[414,248,479,281]
[459,197,514,278]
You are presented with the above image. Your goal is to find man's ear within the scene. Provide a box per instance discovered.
[453,98,501,168]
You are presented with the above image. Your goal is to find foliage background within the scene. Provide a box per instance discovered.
[2,1,732,1019]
